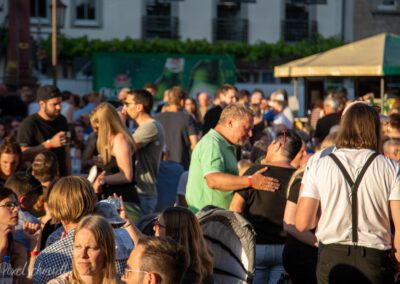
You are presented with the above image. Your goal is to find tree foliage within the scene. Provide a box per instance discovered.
[40,35,343,63]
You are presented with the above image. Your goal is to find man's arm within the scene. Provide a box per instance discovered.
[283,200,318,247]
[189,135,198,150]
[390,200,400,264]
[21,144,49,161]
[21,131,67,161]
[205,167,279,192]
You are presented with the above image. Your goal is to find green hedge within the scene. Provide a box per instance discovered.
[40,35,343,63]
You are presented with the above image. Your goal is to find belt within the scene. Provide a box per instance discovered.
[320,243,391,257]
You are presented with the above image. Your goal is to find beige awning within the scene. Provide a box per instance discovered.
[274,33,400,77]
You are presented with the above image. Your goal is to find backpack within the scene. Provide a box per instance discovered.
[196,206,256,284]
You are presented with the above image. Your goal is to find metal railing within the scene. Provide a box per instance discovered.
[213,18,248,42]
[142,16,179,39]
[288,0,327,4]
[282,19,318,42]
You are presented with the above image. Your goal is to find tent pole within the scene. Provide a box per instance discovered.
[294,78,298,98]
[380,76,385,114]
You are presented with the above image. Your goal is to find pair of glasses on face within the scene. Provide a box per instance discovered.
[0,202,20,210]
[154,218,166,229]
[124,268,148,277]
[123,101,136,107]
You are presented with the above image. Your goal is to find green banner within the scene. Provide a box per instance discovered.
[92,53,236,101]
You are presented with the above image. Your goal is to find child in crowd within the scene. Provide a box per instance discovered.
[5,172,43,251]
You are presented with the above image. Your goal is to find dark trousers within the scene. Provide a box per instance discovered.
[282,241,318,284]
[317,243,394,284]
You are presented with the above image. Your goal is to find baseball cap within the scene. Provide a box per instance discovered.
[36,85,61,102]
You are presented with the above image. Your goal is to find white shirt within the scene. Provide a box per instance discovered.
[301,148,400,250]
[283,106,294,124]
[273,112,293,129]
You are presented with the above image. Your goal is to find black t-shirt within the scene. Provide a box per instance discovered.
[314,113,341,142]
[202,105,223,136]
[154,111,197,170]
[238,164,296,245]
[284,174,318,260]
[0,95,27,117]
[17,113,69,176]
[287,178,302,204]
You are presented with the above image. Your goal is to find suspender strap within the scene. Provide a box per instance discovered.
[328,152,379,244]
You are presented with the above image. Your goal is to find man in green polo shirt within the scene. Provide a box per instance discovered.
[186,103,280,213]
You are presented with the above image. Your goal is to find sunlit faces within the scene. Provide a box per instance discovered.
[385,145,400,162]
[0,153,19,177]
[197,92,210,108]
[73,229,106,277]
[221,89,236,105]
[122,245,147,284]
[20,192,40,212]
[153,216,166,238]
[250,92,263,105]
[184,99,196,114]
[123,96,141,120]
[74,125,85,142]
[43,97,62,120]
[228,117,254,146]
[0,195,19,226]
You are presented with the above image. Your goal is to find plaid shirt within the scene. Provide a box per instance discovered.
[33,229,129,284]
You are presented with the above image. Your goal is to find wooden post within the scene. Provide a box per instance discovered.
[52,0,57,87]
[294,78,299,98]
[380,76,385,114]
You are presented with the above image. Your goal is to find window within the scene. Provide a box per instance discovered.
[378,0,397,10]
[30,0,50,25]
[72,0,102,27]
[142,0,179,39]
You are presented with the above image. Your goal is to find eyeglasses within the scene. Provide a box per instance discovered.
[124,268,148,277]
[0,202,20,210]
[123,101,136,107]
[154,219,166,229]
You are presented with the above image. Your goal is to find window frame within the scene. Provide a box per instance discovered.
[30,0,51,26]
[71,0,102,28]
[377,0,397,10]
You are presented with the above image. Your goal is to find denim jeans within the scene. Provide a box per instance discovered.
[254,244,285,284]
[139,195,158,215]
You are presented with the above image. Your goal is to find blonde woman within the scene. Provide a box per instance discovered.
[90,102,140,221]
[48,215,117,284]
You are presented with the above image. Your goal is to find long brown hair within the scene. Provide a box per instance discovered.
[161,206,213,284]
[335,103,381,151]
[90,103,134,164]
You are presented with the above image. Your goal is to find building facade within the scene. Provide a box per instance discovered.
[0,0,399,90]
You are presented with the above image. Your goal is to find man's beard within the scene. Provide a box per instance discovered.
[45,105,60,120]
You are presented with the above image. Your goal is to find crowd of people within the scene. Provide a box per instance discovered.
[0,81,399,284]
